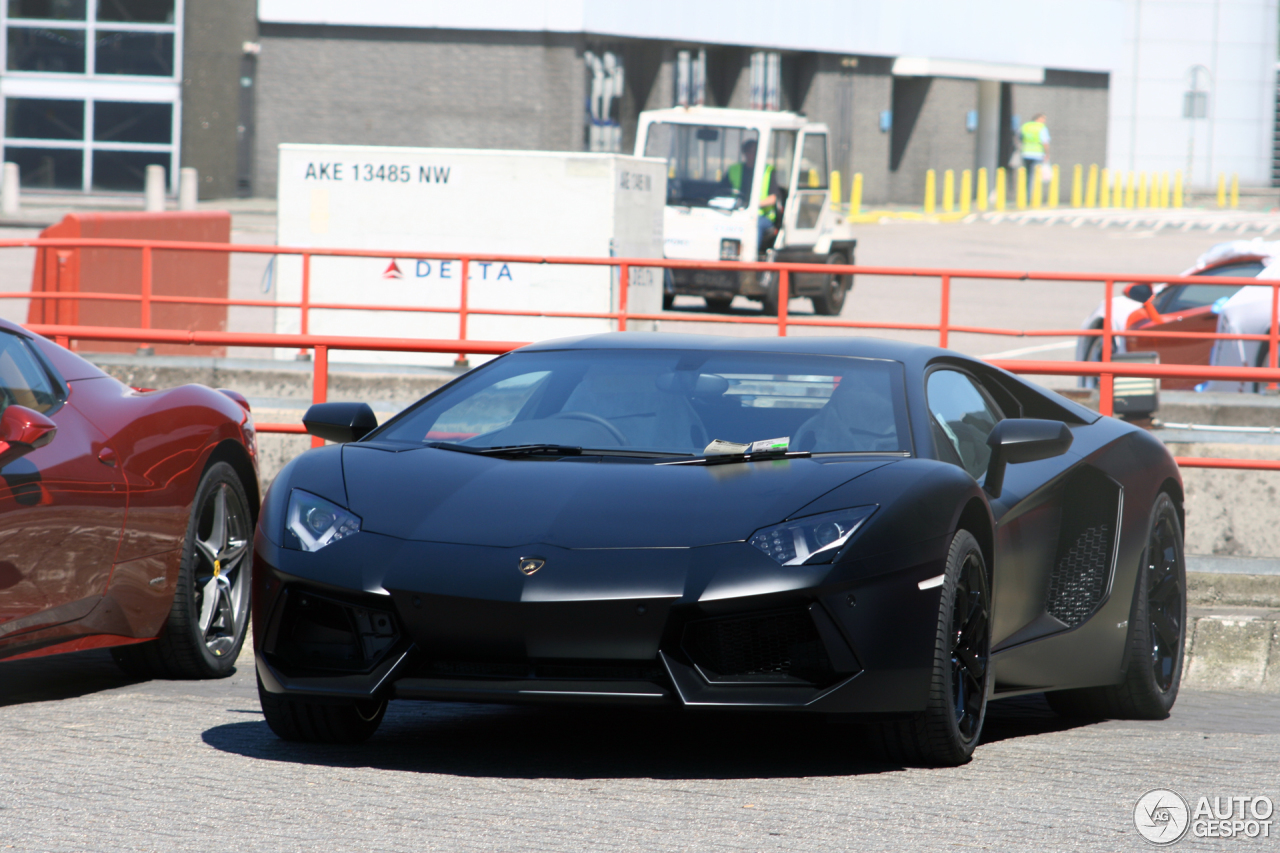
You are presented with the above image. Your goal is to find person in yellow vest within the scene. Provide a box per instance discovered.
[1020,113,1050,199]
[726,138,780,251]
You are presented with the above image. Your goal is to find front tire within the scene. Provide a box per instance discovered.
[811,252,851,316]
[705,296,734,313]
[258,675,387,743]
[863,530,992,766]
[112,461,253,680]
[1046,492,1185,720]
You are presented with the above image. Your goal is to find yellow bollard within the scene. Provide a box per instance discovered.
[960,169,972,214]
[1049,163,1061,208]
[848,172,863,220]
[1173,171,1184,208]
[924,169,936,213]
[830,170,842,211]
[1016,167,1027,209]
[1085,164,1099,207]
[976,167,989,212]
[943,169,955,213]
[1031,165,1043,208]
[1137,172,1148,208]
[1125,172,1136,208]
[1071,164,1083,208]
[1231,173,1239,208]
[995,167,1007,211]
[1217,173,1226,208]
[1099,168,1110,207]
[1164,172,1172,208]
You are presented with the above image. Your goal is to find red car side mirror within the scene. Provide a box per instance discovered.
[0,405,57,467]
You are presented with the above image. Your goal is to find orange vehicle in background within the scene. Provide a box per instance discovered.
[1123,256,1267,389]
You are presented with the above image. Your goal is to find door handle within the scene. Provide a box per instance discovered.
[97,447,118,467]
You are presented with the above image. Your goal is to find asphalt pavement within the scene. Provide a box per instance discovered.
[1,646,1276,852]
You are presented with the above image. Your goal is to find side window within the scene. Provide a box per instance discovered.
[423,371,549,441]
[799,133,828,189]
[926,369,1002,480]
[0,334,60,415]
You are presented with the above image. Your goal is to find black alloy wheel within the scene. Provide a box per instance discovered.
[811,252,851,316]
[1146,506,1184,693]
[112,461,254,679]
[1046,492,1186,720]
[950,547,991,742]
[864,530,991,766]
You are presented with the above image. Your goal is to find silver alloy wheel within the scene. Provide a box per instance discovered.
[192,482,250,658]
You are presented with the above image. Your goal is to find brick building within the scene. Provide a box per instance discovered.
[2,1,1275,201]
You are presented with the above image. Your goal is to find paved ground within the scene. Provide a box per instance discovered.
[1,647,1276,852]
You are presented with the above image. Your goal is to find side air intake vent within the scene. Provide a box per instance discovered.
[1046,466,1121,628]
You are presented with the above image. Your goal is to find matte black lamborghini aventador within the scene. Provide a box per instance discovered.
[252,333,1187,766]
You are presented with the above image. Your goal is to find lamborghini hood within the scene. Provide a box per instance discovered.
[341,444,896,549]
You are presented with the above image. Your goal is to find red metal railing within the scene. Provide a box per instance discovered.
[3,237,1279,466]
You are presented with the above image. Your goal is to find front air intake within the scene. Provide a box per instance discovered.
[269,588,400,674]
[681,607,835,685]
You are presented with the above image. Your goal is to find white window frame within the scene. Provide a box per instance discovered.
[0,0,184,193]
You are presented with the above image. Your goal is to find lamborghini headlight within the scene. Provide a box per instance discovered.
[285,489,361,552]
[749,506,877,566]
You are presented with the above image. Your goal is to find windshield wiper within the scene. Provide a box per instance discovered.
[426,442,583,457]
[658,449,812,467]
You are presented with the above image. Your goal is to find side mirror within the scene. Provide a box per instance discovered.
[0,405,57,468]
[303,402,378,444]
[983,418,1073,499]
[1125,283,1153,303]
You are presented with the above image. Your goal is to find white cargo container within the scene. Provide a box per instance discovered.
[274,143,667,364]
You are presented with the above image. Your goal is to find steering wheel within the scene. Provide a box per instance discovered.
[549,411,630,445]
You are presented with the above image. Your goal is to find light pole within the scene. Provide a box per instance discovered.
[1184,64,1211,188]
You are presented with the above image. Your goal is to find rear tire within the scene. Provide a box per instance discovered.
[863,530,991,766]
[705,296,734,313]
[1253,342,1271,394]
[811,252,850,316]
[112,461,253,680]
[1046,492,1185,720]
[258,674,387,743]
[662,292,674,310]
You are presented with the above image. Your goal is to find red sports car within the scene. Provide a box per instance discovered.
[0,318,259,678]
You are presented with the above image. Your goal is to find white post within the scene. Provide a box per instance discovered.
[178,167,198,210]
[144,164,166,211]
[1,162,19,216]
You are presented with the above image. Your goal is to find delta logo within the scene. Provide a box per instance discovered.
[383,259,403,279]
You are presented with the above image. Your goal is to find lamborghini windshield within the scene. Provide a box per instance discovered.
[375,349,912,458]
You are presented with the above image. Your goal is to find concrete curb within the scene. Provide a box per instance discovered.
[1182,611,1280,693]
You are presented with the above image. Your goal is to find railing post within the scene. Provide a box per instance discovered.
[311,344,328,449]
[777,268,789,337]
[618,262,630,332]
[939,274,951,349]
[1100,279,1114,416]
[455,257,470,367]
[140,245,152,329]
[297,252,312,360]
[55,335,70,349]
[1270,281,1279,391]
